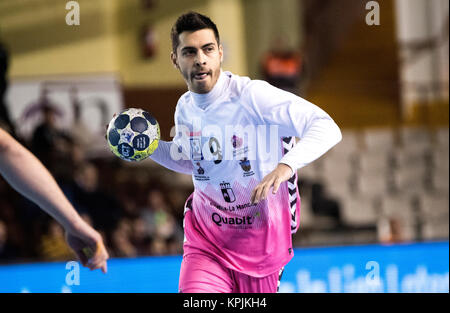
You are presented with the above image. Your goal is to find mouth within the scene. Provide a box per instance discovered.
[192,70,211,81]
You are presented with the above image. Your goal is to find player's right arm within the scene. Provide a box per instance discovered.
[149,103,193,175]
[150,139,193,174]
[0,128,108,272]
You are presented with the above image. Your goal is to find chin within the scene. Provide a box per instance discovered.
[196,88,210,94]
[193,84,212,94]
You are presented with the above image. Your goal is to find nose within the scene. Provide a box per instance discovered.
[194,50,207,66]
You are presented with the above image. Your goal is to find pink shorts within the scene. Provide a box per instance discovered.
[179,252,284,293]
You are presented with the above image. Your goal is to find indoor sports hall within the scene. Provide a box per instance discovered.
[0,0,448,293]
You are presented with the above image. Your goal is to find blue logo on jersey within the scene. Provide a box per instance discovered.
[239,157,251,172]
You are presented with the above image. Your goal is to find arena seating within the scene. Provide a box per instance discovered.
[296,126,449,245]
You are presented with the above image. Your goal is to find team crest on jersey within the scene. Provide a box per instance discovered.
[194,162,210,181]
[220,181,236,203]
[190,138,203,161]
[239,157,255,177]
[196,162,205,175]
[231,135,243,148]
[231,135,249,158]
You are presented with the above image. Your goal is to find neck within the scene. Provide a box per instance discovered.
[190,70,226,109]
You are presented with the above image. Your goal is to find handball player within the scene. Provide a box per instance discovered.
[149,12,342,293]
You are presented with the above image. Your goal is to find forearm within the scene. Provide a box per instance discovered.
[0,130,83,232]
[150,140,193,175]
[279,117,342,173]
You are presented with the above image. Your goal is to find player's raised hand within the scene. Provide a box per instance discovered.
[65,221,109,274]
[250,163,293,204]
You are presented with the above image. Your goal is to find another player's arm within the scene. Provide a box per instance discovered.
[247,82,342,203]
[0,128,108,272]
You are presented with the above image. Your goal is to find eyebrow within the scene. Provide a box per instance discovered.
[181,43,215,52]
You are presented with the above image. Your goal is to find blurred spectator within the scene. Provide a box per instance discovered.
[111,218,137,258]
[130,217,153,255]
[73,162,122,234]
[141,188,183,244]
[0,220,20,261]
[69,87,97,156]
[39,220,76,261]
[0,207,25,259]
[30,98,73,174]
[166,187,193,223]
[120,195,141,219]
[0,177,28,259]
[261,35,303,94]
[166,234,183,255]
[113,168,143,219]
[150,235,168,256]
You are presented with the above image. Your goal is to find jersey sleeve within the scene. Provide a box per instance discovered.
[149,102,193,175]
[150,140,193,175]
[243,80,342,172]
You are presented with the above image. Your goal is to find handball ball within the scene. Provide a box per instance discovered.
[106,108,160,162]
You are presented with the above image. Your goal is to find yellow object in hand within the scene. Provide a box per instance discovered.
[82,246,94,259]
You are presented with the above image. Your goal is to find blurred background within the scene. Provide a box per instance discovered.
[0,0,448,292]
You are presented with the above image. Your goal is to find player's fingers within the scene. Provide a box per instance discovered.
[254,184,265,203]
[272,178,282,194]
[263,178,276,200]
[83,242,107,270]
[251,189,259,203]
[252,186,261,204]
[253,173,275,203]
[250,185,260,204]
[87,257,104,271]
[250,188,255,203]
[89,251,108,269]
[259,183,269,201]
[100,261,108,274]
[257,181,270,202]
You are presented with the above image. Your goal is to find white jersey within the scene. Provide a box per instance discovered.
[151,71,341,276]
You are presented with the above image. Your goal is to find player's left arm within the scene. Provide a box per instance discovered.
[0,128,109,272]
[246,81,342,203]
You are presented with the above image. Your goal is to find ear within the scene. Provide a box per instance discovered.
[219,44,224,63]
[170,51,179,69]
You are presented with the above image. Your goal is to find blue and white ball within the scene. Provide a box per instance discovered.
[106,108,160,162]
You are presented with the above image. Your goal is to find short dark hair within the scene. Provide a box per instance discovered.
[170,11,220,54]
